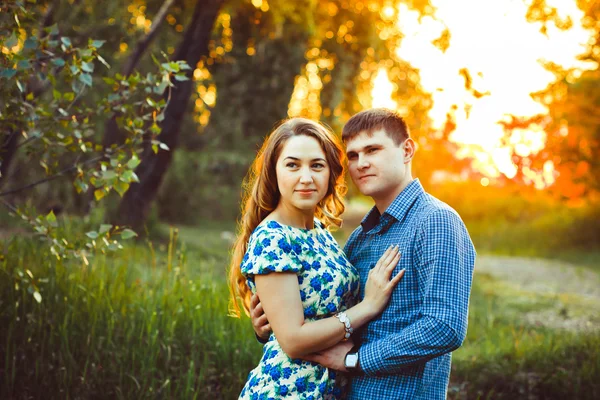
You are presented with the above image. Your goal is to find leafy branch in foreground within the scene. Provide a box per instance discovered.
[0,2,190,267]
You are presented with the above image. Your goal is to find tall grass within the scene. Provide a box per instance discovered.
[0,232,261,399]
[1,221,599,399]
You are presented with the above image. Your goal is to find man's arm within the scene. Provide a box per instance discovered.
[250,293,271,344]
[357,208,476,376]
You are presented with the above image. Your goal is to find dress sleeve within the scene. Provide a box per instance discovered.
[241,227,304,277]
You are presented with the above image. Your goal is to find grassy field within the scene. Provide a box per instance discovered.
[1,219,599,399]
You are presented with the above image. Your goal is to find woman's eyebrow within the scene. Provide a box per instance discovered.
[283,156,326,162]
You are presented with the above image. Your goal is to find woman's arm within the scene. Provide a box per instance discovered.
[255,245,403,359]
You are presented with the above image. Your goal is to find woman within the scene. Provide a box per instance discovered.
[228,118,404,399]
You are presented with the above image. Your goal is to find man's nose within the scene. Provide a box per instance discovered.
[357,154,370,169]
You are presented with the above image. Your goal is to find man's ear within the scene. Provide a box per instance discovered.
[403,138,416,163]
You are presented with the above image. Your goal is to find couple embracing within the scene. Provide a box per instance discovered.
[228,108,476,399]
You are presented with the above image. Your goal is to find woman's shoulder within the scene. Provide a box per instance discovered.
[251,219,288,242]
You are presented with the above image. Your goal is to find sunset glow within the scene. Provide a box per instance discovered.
[371,0,594,185]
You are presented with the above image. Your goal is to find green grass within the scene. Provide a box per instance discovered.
[450,273,600,399]
[0,229,260,399]
[1,220,599,399]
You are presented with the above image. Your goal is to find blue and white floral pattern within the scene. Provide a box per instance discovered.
[239,220,360,399]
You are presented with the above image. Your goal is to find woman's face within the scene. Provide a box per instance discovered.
[275,135,331,214]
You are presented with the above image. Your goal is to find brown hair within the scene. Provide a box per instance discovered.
[342,108,410,145]
[228,118,347,317]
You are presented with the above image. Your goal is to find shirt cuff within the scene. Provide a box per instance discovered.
[255,332,269,344]
[358,341,385,375]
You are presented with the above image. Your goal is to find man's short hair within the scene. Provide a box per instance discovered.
[342,108,410,146]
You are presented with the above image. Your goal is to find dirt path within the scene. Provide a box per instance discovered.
[476,255,600,300]
[476,255,600,332]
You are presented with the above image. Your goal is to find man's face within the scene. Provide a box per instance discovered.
[345,129,412,202]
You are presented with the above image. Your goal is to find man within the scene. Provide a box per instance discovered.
[251,108,476,399]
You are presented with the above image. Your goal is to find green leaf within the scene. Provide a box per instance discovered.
[0,68,17,79]
[127,156,141,169]
[24,37,37,50]
[81,61,94,73]
[159,142,169,151]
[61,37,72,47]
[114,181,130,197]
[174,74,189,82]
[70,65,79,75]
[121,229,138,240]
[17,60,31,70]
[102,170,117,180]
[53,89,61,101]
[103,77,115,85]
[63,92,75,101]
[5,34,18,48]
[91,40,106,48]
[79,73,92,86]
[33,291,42,304]
[52,57,65,67]
[45,24,59,35]
[86,231,99,239]
[99,224,113,235]
[94,189,105,201]
[16,80,24,93]
[46,210,58,227]
[97,54,110,69]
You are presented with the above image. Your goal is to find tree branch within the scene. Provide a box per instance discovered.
[0,144,126,197]
[122,0,176,77]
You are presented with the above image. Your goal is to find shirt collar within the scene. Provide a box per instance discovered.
[360,179,424,233]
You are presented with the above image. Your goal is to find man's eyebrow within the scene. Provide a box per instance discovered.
[346,144,381,154]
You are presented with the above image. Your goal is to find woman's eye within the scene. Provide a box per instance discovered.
[286,162,297,168]
[367,148,377,153]
[312,163,325,169]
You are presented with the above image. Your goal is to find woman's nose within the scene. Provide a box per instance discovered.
[299,168,314,183]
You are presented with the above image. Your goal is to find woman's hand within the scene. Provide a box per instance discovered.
[362,245,404,317]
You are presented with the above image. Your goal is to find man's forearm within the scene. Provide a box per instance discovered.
[358,315,464,376]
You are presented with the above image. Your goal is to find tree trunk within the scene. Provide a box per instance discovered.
[114,0,224,232]
[0,131,19,190]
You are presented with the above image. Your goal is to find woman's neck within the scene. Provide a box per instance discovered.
[271,203,315,230]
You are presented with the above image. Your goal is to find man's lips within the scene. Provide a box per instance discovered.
[358,175,375,180]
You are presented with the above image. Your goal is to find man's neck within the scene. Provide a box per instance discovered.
[373,177,414,214]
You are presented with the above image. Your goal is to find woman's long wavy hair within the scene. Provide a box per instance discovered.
[228,118,347,317]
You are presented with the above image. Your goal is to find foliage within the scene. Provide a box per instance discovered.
[0,1,189,260]
[504,0,600,200]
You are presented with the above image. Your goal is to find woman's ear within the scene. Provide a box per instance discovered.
[403,138,416,163]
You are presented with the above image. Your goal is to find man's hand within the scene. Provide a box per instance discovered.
[250,293,271,341]
[302,340,354,372]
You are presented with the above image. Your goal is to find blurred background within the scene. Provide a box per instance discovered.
[1,0,599,399]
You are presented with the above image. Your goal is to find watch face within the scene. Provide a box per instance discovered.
[345,353,359,368]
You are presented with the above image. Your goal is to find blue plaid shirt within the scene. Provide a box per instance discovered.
[344,179,475,399]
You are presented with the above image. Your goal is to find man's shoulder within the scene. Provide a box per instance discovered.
[417,192,462,224]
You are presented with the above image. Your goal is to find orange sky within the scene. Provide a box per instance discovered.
[372,0,594,187]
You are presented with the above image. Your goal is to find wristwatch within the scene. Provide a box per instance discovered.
[344,347,360,371]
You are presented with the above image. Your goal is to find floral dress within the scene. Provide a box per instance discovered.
[239,220,360,400]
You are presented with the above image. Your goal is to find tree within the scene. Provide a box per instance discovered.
[114,0,224,232]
